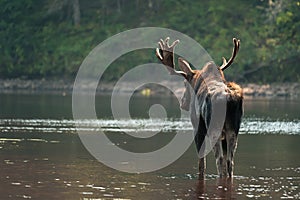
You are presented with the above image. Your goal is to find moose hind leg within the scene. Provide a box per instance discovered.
[195,116,207,179]
[198,157,206,179]
[226,132,238,178]
[213,139,225,178]
[196,135,206,179]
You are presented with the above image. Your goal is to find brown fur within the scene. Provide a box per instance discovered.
[156,37,243,179]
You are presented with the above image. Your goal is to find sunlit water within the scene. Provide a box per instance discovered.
[0,117,299,135]
[0,94,299,199]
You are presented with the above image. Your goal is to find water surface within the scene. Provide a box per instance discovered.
[0,94,299,199]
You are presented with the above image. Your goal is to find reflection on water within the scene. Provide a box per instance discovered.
[0,117,299,135]
[0,123,299,199]
[0,94,300,199]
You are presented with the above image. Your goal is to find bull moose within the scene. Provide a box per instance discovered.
[156,37,243,179]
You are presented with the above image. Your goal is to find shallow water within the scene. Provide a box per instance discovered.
[0,94,299,199]
[0,132,299,199]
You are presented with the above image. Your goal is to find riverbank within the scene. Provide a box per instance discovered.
[0,78,299,98]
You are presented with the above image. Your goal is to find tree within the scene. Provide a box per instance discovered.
[47,0,81,26]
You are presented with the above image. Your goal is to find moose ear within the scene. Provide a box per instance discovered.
[178,58,194,79]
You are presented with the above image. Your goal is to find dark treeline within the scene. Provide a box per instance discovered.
[0,0,299,83]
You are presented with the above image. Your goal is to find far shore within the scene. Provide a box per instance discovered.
[0,78,299,98]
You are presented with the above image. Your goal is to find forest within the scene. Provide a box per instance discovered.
[0,0,299,83]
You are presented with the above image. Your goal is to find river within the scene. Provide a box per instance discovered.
[0,93,299,199]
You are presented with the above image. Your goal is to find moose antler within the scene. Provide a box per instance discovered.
[220,38,240,71]
[156,37,187,78]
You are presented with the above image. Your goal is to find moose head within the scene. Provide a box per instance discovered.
[156,37,240,112]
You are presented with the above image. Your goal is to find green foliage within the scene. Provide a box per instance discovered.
[0,0,299,82]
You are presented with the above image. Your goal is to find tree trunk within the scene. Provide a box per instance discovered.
[117,0,122,13]
[72,0,80,26]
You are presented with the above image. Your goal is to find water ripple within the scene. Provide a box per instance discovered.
[0,118,299,135]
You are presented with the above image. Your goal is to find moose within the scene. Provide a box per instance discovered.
[156,37,243,179]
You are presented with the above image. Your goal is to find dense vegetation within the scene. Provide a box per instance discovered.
[0,0,299,83]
